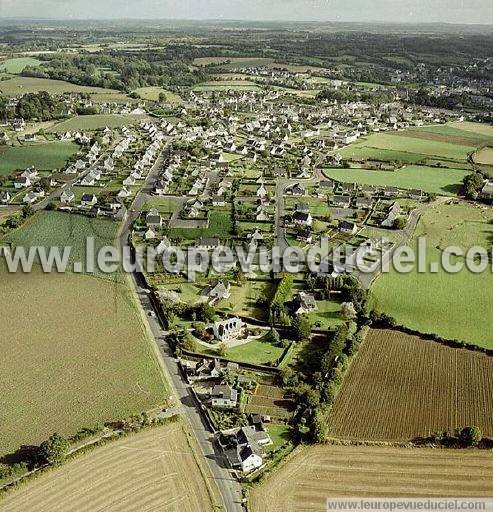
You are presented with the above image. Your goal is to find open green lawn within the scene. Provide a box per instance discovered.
[168,210,233,240]
[0,141,79,176]
[0,263,167,458]
[199,334,284,366]
[0,57,42,74]
[48,114,148,133]
[0,76,122,97]
[326,165,469,195]
[371,202,493,348]
[217,280,276,321]
[5,211,122,281]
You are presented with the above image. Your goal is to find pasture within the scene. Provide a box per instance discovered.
[0,422,220,512]
[48,114,148,133]
[326,165,469,195]
[371,202,493,347]
[193,80,260,92]
[0,57,42,74]
[0,76,122,97]
[132,86,183,104]
[249,444,493,512]
[0,264,167,459]
[0,141,79,176]
[328,329,493,441]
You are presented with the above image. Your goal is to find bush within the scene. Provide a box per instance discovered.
[459,426,482,447]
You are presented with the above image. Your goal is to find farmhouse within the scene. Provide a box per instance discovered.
[213,317,243,341]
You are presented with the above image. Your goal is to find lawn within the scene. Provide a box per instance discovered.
[48,114,148,133]
[5,211,122,281]
[200,334,285,366]
[371,202,493,348]
[216,280,276,321]
[0,141,79,176]
[168,210,233,240]
[326,165,469,195]
[0,57,42,74]
[0,263,167,458]
[0,76,122,97]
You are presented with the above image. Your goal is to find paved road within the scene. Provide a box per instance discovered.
[119,146,244,512]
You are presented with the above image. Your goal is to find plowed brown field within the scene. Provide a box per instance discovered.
[328,329,493,441]
[249,444,493,512]
[0,422,221,512]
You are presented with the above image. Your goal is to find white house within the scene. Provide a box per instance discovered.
[211,385,238,408]
[60,189,75,204]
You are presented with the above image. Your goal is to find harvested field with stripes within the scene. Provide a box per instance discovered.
[249,444,493,512]
[328,329,493,441]
[0,422,221,512]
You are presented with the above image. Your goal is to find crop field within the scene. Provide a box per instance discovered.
[473,146,493,165]
[0,422,221,512]
[0,141,79,176]
[0,263,167,458]
[249,444,493,512]
[0,76,122,97]
[352,132,474,163]
[0,57,42,74]
[371,202,493,347]
[326,165,469,195]
[245,384,293,419]
[327,329,493,441]
[6,211,122,281]
[48,114,148,133]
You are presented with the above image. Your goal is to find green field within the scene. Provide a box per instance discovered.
[48,114,148,133]
[0,76,122,97]
[168,210,233,240]
[5,211,122,281]
[372,202,493,347]
[132,86,183,104]
[0,263,167,458]
[0,141,79,176]
[342,130,475,164]
[193,80,260,92]
[0,57,42,74]
[199,335,284,365]
[326,165,469,195]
